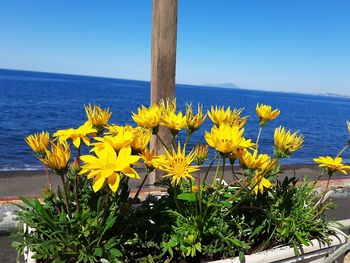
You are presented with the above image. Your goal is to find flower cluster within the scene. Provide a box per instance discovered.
[26,99,350,199]
[22,99,349,262]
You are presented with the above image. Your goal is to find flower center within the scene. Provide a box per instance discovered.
[174,162,186,174]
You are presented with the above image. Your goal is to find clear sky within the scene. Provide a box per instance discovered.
[0,0,349,95]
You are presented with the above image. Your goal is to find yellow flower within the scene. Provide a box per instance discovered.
[228,148,245,164]
[139,148,164,171]
[159,98,177,114]
[191,185,199,192]
[240,150,271,170]
[132,104,161,130]
[207,106,231,126]
[274,126,303,157]
[25,131,50,155]
[256,104,280,126]
[53,121,97,148]
[79,145,140,192]
[251,170,272,195]
[156,143,199,184]
[205,123,255,154]
[313,156,350,175]
[91,126,134,153]
[130,127,151,153]
[194,144,208,165]
[161,111,186,135]
[228,108,248,128]
[104,124,122,135]
[39,141,70,173]
[186,103,206,133]
[85,104,111,128]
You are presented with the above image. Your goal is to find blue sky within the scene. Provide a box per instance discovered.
[0,0,349,95]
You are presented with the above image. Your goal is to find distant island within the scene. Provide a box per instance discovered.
[204,83,241,89]
[204,81,350,98]
[315,92,350,99]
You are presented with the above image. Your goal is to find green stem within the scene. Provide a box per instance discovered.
[197,170,202,217]
[256,126,263,149]
[336,144,349,157]
[225,181,247,202]
[218,158,226,188]
[43,164,53,190]
[75,174,81,214]
[174,186,183,214]
[203,152,218,184]
[102,186,110,225]
[189,180,198,216]
[76,146,81,214]
[211,156,222,187]
[207,158,227,222]
[230,162,239,181]
[313,169,325,187]
[60,174,72,218]
[155,133,169,151]
[184,132,190,150]
[204,156,223,219]
[132,172,150,204]
[318,174,332,207]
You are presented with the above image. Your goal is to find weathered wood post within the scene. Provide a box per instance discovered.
[149,0,178,183]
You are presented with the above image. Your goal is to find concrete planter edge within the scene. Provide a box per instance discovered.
[210,234,347,263]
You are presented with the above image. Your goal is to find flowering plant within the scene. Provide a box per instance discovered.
[12,101,347,262]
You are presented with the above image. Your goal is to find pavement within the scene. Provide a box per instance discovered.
[0,164,346,198]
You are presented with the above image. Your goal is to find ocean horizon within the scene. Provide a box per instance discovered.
[1,68,350,171]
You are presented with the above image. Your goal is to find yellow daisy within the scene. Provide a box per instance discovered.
[53,121,97,148]
[274,126,303,157]
[256,104,280,126]
[156,143,199,184]
[314,156,350,175]
[80,145,140,192]
[25,131,50,155]
[205,123,255,154]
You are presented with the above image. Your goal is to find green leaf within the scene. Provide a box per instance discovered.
[11,241,22,249]
[250,225,264,238]
[84,230,90,237]
[147,255,155,263]
[228,238,242,247]
[52,258,65,263]
[93,247,103,257]
[177,193,197,202]
[220,201,233,207]
[295,232,309,246]
[109,248,122,257]
[239,251,246,263]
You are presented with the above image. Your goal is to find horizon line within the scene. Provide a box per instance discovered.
[0,67,348,99]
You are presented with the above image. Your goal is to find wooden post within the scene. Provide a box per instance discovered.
[149,0,178,183]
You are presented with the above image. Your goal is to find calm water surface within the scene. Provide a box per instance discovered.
[1,69,350,171]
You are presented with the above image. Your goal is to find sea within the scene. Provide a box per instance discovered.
[1,68,350,171]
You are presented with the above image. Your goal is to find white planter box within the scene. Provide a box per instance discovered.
[24,235,346,263]
[211,235,347,263]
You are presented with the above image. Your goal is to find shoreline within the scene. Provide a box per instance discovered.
[1,164,349,199]
[0,163,321,178]
[0,163,342,181]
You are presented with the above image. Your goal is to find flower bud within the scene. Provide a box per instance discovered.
[195,144,208,165]
[191,185,199,192]
[71,158,81,173]
[42,186,55,201]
